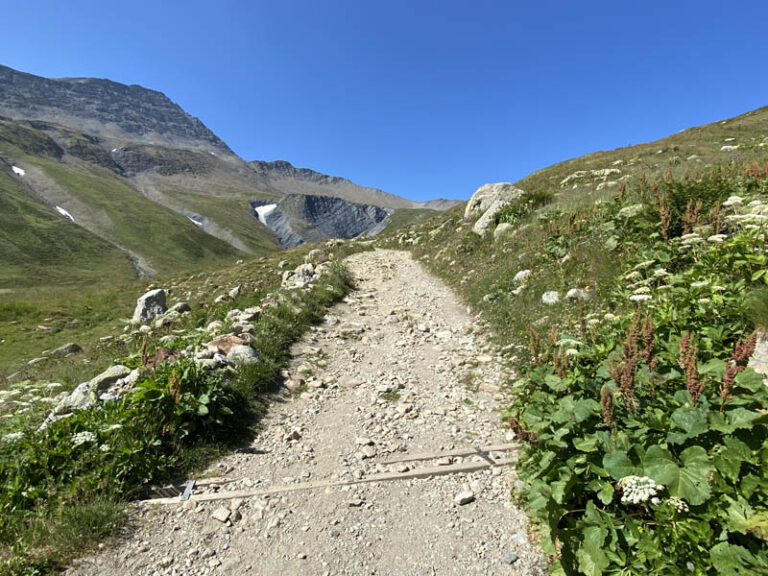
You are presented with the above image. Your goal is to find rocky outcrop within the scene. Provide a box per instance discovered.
[252,194,391,248]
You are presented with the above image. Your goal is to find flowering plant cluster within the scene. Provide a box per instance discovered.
[504,164,768,575]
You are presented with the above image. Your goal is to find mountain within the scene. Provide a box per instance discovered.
[0,64,231,154]
[0,64,452,287]
[251,160,459,211]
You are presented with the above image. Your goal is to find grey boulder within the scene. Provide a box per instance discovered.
[133,289,167,322]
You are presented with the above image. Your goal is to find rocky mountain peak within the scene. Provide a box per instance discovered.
[0,64,232,154]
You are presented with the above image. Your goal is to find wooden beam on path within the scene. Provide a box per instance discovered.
[143,457,515,506]
[379,443,517,465]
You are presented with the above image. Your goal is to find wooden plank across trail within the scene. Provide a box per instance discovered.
[379,443,517,465]
[143,457,515,505]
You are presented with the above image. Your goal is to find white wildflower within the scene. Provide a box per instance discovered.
[619,476,664,505]
[138,325,152,334]
[565,348,579,357]
[556,338,583,348]
[2,432,24,443]
[651,497,661,505]
[633,286,652,295]
[513,270,531,284]
[723,195,743,207]
[711,285,726,292]
[72,431,96,447]
[630,294,652,303]
[624,271,642,281]
[698,298,711,304]
[587,319,601,327]
[690,280,709,288]
[101,424,123,432]
[667,497,689,513]
[680,233,701,240]
[707,234,727,243]
[99,444,111,453]
[653,268,671,278]
[633,260,656,271]
[541,291,560,305]
[604,313,616,321]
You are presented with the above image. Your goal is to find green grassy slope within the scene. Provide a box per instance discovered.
[161,185,280,253]
[20,157,248,275]
[518,105,768,207]
[0,168,136,288]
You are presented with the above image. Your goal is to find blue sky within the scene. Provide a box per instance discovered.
[2,1,767,201]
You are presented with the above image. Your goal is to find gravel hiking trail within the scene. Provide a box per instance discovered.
[67,249,546,576]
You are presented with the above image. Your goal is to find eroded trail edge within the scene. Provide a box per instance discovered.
[68,249,546,576]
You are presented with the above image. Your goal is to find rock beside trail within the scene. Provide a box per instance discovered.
[282,263,318,290]
[227,345,259,366]
[132,289,167,322]
[48,342,83,358]
[464,182,525,220]
[41,365,136,429]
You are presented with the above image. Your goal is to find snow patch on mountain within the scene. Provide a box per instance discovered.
[254,204,277,226]
[12,166,25,177]
[55,206,75,222]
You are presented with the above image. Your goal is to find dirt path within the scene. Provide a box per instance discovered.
[67,249,546,576]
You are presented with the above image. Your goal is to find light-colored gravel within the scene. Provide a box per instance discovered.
[66,249,547,576]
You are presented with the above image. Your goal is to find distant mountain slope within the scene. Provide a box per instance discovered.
[251,160,460,211]
[0,64,231,154]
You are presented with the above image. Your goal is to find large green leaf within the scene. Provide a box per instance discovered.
[668,405,709,444]
[577,525,609,576]
[603,450,638,480]
[643,445,712,505]
[710,542,768,575]
[714,437,753,483]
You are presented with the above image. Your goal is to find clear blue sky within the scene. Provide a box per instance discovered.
[2,1,767,201]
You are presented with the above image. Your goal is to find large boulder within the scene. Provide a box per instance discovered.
[40,365,135,429]
[132,289,167,322]
[473,197,509,235]
[464,183,525,220]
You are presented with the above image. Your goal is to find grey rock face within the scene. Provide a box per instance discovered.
[133,289,167,322]
[0,64,231,154]
[252,194,391,248]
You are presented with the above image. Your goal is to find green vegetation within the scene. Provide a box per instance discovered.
[23,158,246,275]
[0,169,137,288]
[0,253,354,574]
[516,105,768,208]
[385,207,440,232]
[386,158,768,575]
[162,185,280,254]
